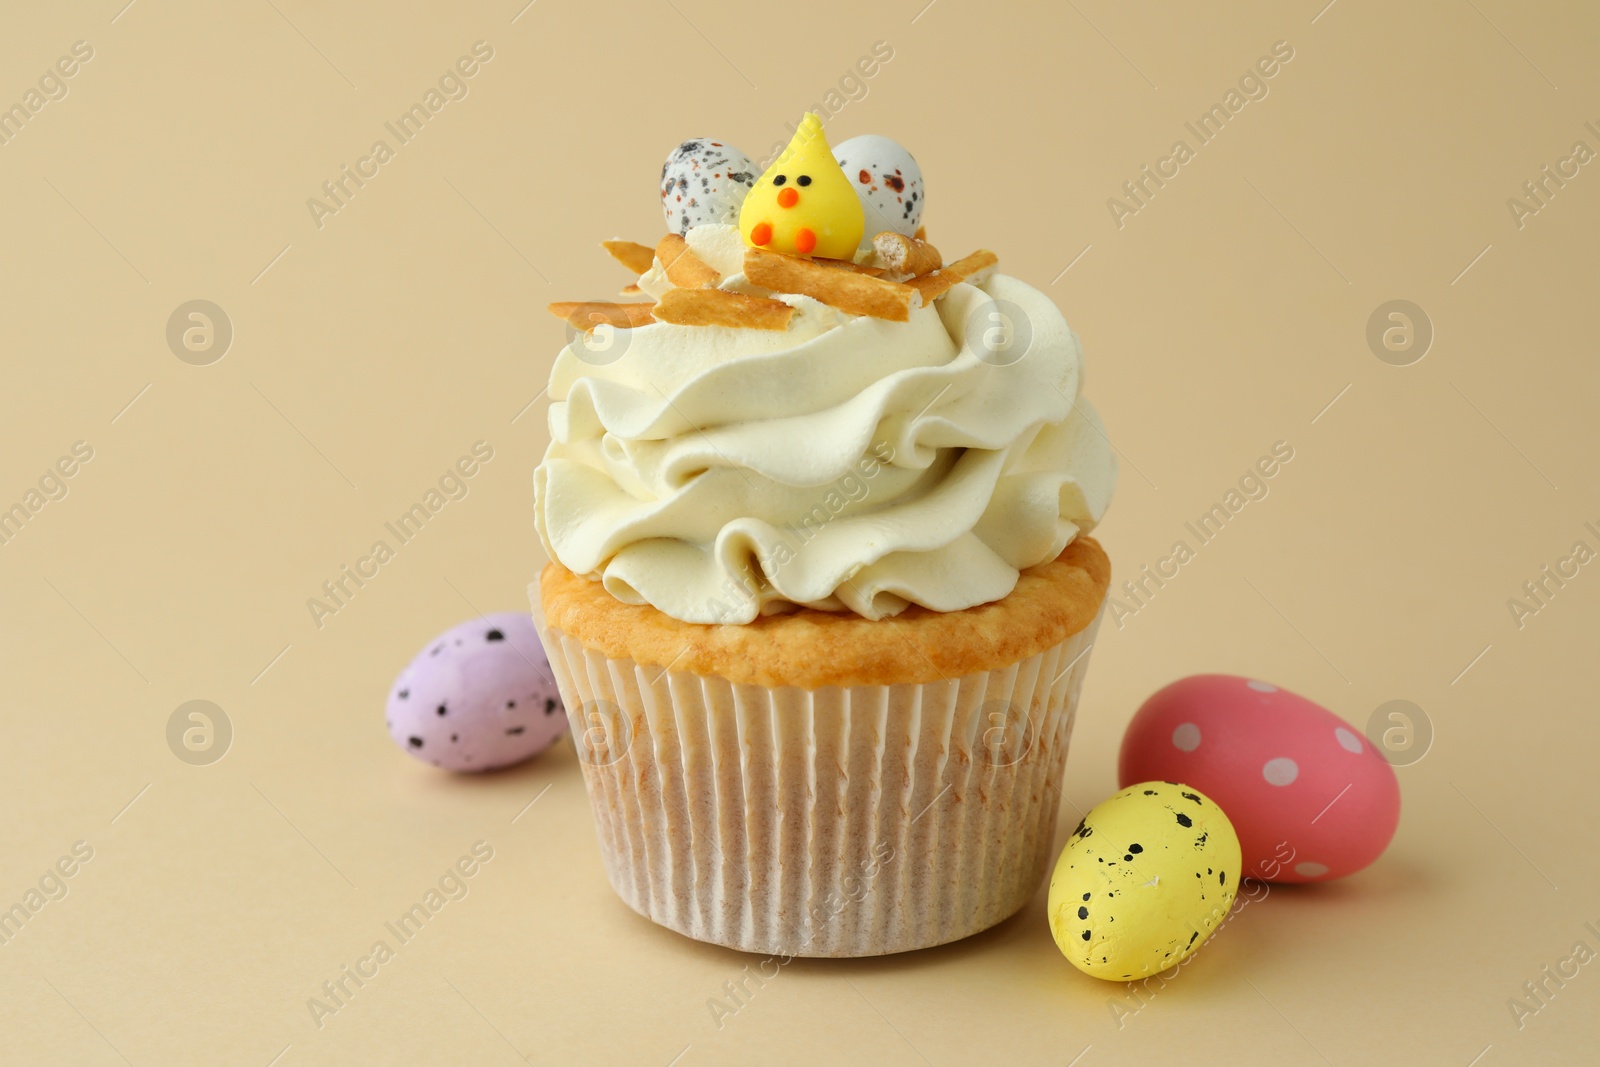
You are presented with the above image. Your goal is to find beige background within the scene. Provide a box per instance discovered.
[1,0,1596,1063]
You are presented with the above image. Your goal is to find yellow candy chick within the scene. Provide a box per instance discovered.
[739,113,864,259]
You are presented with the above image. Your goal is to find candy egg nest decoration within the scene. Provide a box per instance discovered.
[549,113,1001,352]
[1048,781,1241,981]
[386,612,567,773]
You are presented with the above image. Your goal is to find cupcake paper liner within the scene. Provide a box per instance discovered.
[531,580,1103,958]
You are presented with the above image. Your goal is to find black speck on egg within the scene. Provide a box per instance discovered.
[1081,930,1091,941]
[451,734,458,742]
[1220,870,1227,886]
[1181,791,1202,804]
[506,700,516,710]
[397,689,409,700]
[408,737,423,748]
[1129,843,1143,854]
[1175,812,1193,828]
[1082,892,1091,901]
[506,726,525,736]
[1142,789,1157,796]
[1077,906,1088,920]
[544,698,558,715]
[436,704,447,717]
[486,629,505,641]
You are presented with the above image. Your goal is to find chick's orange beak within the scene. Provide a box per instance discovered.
[776,187,799,209]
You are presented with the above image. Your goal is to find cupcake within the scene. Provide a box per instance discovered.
[532,115,1115,957]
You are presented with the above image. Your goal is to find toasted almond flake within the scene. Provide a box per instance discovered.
[601,239,656,275]
[656,233,721,289]
[905,250,999,303]
[653,287,793,331]
[744,247,917,322]
[547,301,656,330]
[814,257,889,278]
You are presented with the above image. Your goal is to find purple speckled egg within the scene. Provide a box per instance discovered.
[386,612,567,772]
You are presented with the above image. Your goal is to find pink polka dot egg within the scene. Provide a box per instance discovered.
[1118,675,1399,883]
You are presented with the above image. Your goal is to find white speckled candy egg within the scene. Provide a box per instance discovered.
[1048,782,1242,981]
[832,134,924,241]
[660,138,757,236]
[386,612,566,772]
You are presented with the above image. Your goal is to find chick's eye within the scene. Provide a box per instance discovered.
[796,175,812,186]
[772,174,787,186]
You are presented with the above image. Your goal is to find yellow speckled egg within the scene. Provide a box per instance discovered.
[1048,781,1241,981]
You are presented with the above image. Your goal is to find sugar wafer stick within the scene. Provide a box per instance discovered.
[601,239,656,275]
[656,233,721,289]
[744,247,917,322]
[872,232,942,276]
[547,301,656,330]
[905,250,999,303]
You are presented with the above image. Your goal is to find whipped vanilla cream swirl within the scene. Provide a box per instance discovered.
[534,256,1116,623]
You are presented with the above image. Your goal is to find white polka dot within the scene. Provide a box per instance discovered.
[1246,680,1277,692]
[1335,727,1363,753]
[1294,862,1329,878]
[1171,723,1202,752]
[1262,757,1299,786]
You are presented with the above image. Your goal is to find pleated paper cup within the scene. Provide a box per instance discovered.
[531,579,1104,958]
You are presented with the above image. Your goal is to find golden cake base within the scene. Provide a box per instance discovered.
[531,539,1110,956]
